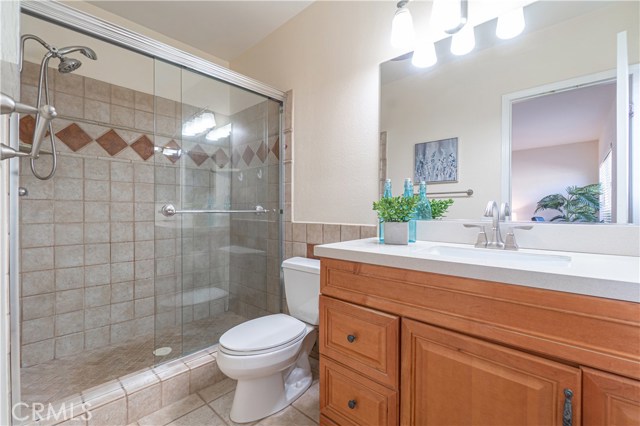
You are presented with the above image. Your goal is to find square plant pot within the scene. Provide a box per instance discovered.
[383,222,409,245]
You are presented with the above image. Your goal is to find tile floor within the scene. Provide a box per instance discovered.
[131,377,319,426]
[21,312,246,404]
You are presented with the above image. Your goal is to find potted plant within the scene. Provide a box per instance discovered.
[429,198,454,219]
[534,184,601,222]
[373,195,419,245]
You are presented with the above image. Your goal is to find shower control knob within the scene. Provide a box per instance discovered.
[348,400,357,409]
[18,187,28,197]
[347,334,356,343]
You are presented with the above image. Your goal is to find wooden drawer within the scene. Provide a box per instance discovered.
[320,357,398,426]
[320,295,399,388]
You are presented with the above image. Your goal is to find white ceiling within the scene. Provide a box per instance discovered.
[88,1,313,62]
[512,82,616,152]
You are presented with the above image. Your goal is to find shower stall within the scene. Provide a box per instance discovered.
[8,4,284,411]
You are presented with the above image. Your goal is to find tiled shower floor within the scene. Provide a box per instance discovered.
[21,312,246,404]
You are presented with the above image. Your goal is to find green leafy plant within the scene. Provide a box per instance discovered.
[373,195,419,222]
[429,198,454,219]
[534,184,601,222]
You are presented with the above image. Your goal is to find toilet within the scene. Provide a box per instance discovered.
[216,257,320,423]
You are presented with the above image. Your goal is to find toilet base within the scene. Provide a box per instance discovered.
[228,329,316,423]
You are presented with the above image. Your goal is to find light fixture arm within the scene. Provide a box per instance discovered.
[444,0,469,35]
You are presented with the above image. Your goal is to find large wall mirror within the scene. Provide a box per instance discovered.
[380,1,639,224]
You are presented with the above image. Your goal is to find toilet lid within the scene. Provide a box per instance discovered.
[219,314,307,353]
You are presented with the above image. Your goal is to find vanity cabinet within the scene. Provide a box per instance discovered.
[402,319,581,426]
[318,258,640,426]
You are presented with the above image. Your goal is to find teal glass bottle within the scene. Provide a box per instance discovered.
[403,178,417,243]
[379,179,392,242]
[415,181,433,220]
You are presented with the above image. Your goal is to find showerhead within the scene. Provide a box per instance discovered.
[53,46,98,74]
[58,57,82,73]
[57,46,98,61]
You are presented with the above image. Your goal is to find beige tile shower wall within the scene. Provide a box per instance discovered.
[18,61,230,366]
[228,100,281,319]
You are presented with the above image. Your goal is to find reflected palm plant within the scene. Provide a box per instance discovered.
[534,184,601,222]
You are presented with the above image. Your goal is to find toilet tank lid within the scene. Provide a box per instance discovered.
[282,257,320,274]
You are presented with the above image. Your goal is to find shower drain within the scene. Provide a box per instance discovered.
[153,347,172,356]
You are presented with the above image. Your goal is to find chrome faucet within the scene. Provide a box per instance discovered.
[484,201,504,249]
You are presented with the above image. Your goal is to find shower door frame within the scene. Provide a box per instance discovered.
[11,0,286,418]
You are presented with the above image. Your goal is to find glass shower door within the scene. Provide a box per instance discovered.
[153,59,282,361]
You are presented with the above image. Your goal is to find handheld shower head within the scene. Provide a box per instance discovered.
[58,57,82,73]
[55,46,98,73]
[57,46,98,61]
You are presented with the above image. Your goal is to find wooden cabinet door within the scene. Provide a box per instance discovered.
[583,367,640,426]
[401,319,581,426]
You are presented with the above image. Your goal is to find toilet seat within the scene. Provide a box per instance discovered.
[219,314,307,356]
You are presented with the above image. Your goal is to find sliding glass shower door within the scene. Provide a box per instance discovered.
[153,60,283,361]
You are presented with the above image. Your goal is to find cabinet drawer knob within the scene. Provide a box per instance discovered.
[347,334,356,343]
[562,389,573,426]
[348,399,357,409]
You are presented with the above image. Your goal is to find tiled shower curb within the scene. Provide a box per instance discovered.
[24,345,224,426]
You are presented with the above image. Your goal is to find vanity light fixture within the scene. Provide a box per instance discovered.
[496,7,526,40]
[433,0,469,35]
[391,0,415,49]
[450,23,475,56]
[412,38,438,68]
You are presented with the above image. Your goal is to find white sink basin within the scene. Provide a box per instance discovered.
[426,245,572,266]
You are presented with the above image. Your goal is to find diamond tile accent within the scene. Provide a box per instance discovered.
[163,140,182,164]
[187,144,209,166]
[19,115,36,145]
[231,148,242,167]
[212,148,229,168]
[131,135,155,161]
[270,137,280,160]
[19,115,51,145]
[96,129,128,156]
[256,141,268,163]
[55,123,92,152]
[242,146,255,166]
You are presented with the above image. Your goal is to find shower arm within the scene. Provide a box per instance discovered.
[0,92,57,162]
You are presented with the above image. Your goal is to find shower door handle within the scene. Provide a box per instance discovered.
[160,203,270,217]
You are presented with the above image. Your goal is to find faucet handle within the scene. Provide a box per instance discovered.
[463,223,488,248]
[500,202,511,221]
[504,225,533,251]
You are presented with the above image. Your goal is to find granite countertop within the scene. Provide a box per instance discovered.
[314,238,640,303]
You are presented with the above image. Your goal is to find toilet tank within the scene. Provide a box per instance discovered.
[282,257,320,325]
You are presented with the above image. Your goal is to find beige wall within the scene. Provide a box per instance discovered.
[512,141,599,222]
[232,1,400,225]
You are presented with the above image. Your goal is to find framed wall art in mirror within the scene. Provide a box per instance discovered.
[414,137,458,184]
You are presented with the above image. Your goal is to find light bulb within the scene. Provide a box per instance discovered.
[496,7,525,40]
[201,112,216,129]
[391,4,415,49]
[450,24,475,56]
[412,39,437,68]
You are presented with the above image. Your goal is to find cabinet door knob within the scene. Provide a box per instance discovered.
[348,399,357,409]
[347,334,356,343]
[562,389,573,426]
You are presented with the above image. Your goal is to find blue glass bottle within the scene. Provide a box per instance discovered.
[379,179,392,243]
[415,181,433,220]
[403,178,416,243]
